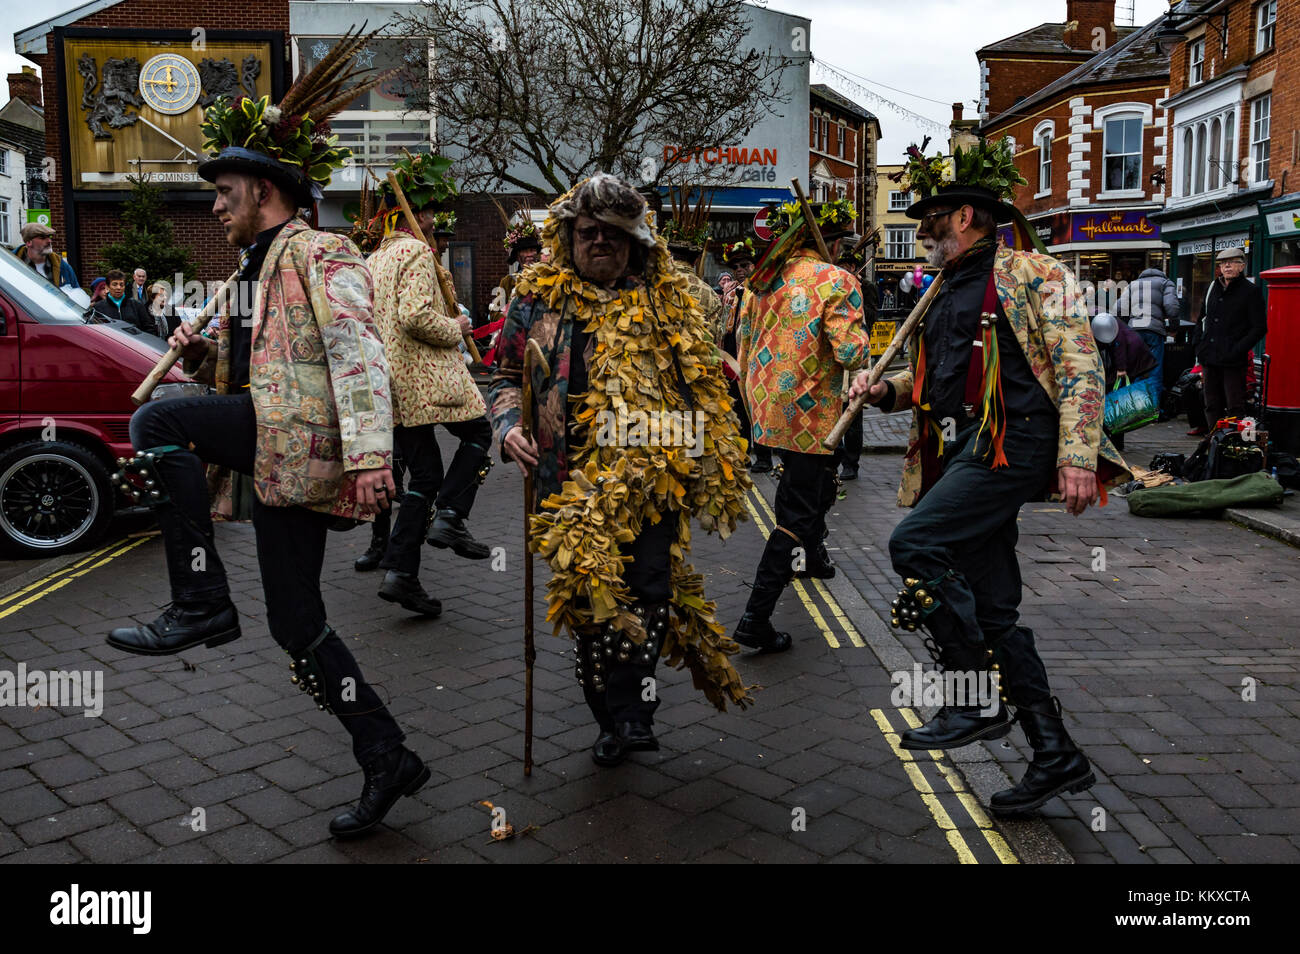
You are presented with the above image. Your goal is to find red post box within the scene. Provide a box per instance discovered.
[1262,265,1300,454]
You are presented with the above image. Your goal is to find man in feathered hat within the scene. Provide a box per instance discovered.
[489,173,753,766]
[733,198,869,653]
[106,35,431,838]
[850,138,1130,815]
[369,152,493,620]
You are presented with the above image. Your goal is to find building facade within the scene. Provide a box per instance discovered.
[981,3,1172,288]
[1154,0,1298,314]
[808,84,879,238]
[0,67,49,225]
[873,164,928,314]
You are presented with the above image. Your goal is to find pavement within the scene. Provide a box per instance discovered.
[0,411,1298,864]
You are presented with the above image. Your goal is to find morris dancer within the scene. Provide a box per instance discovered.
[107,42,429,837]
[490,173,753,765]
[851,140,1129,814]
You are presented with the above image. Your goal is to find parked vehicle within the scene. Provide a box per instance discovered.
[0,251,201,556]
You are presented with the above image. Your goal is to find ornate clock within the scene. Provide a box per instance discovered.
[138,53,200,115]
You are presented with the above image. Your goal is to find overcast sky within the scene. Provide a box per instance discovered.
[0,0,1175,163]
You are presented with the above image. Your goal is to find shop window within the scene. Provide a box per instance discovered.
[1188,38,1205,86]
[1256,1,1277,54]
[1103,115,1143,192]
[1251,94,1271,183]
[885,226,915,260]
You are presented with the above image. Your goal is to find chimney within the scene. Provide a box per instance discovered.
[1064,0,1117,52]
[952,103,964,123]
[7,66,41,109]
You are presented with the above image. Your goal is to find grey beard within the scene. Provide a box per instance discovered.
[925,235,958,268]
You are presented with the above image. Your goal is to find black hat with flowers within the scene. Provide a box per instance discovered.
[198,26,392,206]
[722,237,757,265]
[897,136,1026,225]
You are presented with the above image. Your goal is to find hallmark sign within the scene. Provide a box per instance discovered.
[1070,211,1159,243]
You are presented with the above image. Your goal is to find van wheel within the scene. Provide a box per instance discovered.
[0,440,114,557]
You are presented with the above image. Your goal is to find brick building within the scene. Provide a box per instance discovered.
[980,8,1172,286]
[977,0,1135,122]
[0,67,49,225]
[808,84,879,238]
[1152,0,1299,308]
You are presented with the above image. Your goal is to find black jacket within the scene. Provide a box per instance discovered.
[91,295,151,333]
[1197,276,1266,368]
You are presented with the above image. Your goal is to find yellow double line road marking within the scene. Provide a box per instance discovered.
[874,708,1019,864]
[744,482,1018,863]
[0,534,156,622]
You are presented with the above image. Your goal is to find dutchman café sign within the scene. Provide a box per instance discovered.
[1070,210,1160,242]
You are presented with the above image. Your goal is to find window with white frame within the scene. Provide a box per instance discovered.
[1034,122,1053,194]
[1189,38,1205,85]
[885,226,915,259]
[1256,1,1277,54]
[888,190,912,211]
[837,124,845,158]
[1252,94,1271,182]
[1103,115,1143,192]
[0,198,9,246]
[1181,128,1194,197]
[0,149,7,175]
[1177,107,1238,199]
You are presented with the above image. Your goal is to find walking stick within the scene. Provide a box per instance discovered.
[791,178,832,264]
[521,338,549,776]
[385,171,483,365]
[131,268,241,405]
[822,273,946,450]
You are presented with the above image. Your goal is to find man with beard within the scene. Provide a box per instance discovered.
[733,199,869,652]
[106,55,430,838]
[850,141,1129,815]
[490,173,752,766]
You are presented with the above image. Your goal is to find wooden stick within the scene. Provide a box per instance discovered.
[521,338,549,777]
[131,268,240,405]
[385,171,483,364]
[696,237,709,278]
[822,273,945,449]
[791,178,831,264]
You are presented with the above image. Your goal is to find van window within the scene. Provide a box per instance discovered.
[0,251,90,324]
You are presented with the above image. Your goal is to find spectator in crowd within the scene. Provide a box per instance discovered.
[12,223,79,288]
[1197,247,1266,427]
[89,276,108,304]
[92,269,151,331]
[1117,264,1178,402]
[132,267,149,301]
[146,282,173,337]
[1090,312,1157,451]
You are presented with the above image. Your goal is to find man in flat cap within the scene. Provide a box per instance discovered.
[13,222,79,289]
[1198,247,1266,427]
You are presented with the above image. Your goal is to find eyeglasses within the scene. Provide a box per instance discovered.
[574,224,629,243]
[919,208,958,229]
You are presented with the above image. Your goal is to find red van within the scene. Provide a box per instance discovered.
[0,252,200,556]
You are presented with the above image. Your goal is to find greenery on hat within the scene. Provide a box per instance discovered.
[378,151,458,211]
[429,210,457,233]
[504,221,539,252]
[896,136,1026,203]
[768,197,855,238]
[722,237,756,263]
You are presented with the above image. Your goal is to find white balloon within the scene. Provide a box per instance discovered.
[899,274,914,292]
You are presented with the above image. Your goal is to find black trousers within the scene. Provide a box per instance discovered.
[841,402,863,470]
[130,394,405,766]
[1201,363,1248,428]
[728,378,753,458]
[743,450,838,621]
[887,420,1057,706]
[582,516,676,730]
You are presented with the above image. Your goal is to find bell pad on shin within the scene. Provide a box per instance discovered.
[888,572,951,632]
[110,444,182,506]
[287,626,335,714]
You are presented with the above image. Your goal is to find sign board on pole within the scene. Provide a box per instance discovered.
[754,207,772,242]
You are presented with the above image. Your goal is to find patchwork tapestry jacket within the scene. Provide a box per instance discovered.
[884,245,1131,507]
[186,218,393,520]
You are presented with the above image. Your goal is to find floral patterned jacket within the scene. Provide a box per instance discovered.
[186,218,393,520]
[885,245,1130,507]
[367,229,485,427]
[737,249,869,454]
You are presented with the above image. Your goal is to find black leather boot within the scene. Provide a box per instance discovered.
[329,746,431,838]
[592,729,626,766]
[990,698,1096,816]
[618,721,659,753]
[900,704,1012,750]
[795,541,836,580]
[354,516,389,572]
[378,571,442,617]
[732,614,792,654]
[426,508,490,560]
[107,599,241,656]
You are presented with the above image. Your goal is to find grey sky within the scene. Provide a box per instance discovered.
[0,0,1175,164]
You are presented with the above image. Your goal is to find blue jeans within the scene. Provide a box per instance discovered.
[1137,330,1165,403]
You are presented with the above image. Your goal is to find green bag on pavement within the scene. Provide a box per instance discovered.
[1127,472,1284,518]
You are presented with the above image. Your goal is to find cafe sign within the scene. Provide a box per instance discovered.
[1070,210,1159,242]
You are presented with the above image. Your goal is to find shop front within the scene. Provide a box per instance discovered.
[1259,193,1300,272]
[1021,209,1169,287]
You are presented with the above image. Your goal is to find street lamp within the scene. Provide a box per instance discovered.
[1154,6,1230,59]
